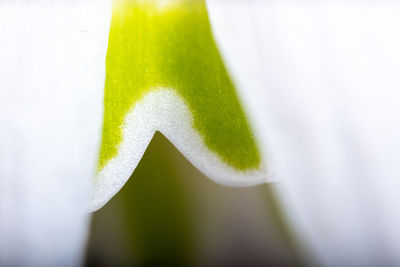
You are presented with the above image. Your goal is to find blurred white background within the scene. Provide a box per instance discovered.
[207,1,400,266]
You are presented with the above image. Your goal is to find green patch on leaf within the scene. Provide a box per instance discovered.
[99,0,261,171]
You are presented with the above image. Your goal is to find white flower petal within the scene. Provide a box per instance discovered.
[91,0,268,211]
[92,89,268,211]
[0,1,111,266]
[207,1,400,266]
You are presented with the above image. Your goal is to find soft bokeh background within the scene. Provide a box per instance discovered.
[85,132,300,266]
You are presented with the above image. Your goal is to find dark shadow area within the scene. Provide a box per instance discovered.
[85,132,301,267]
